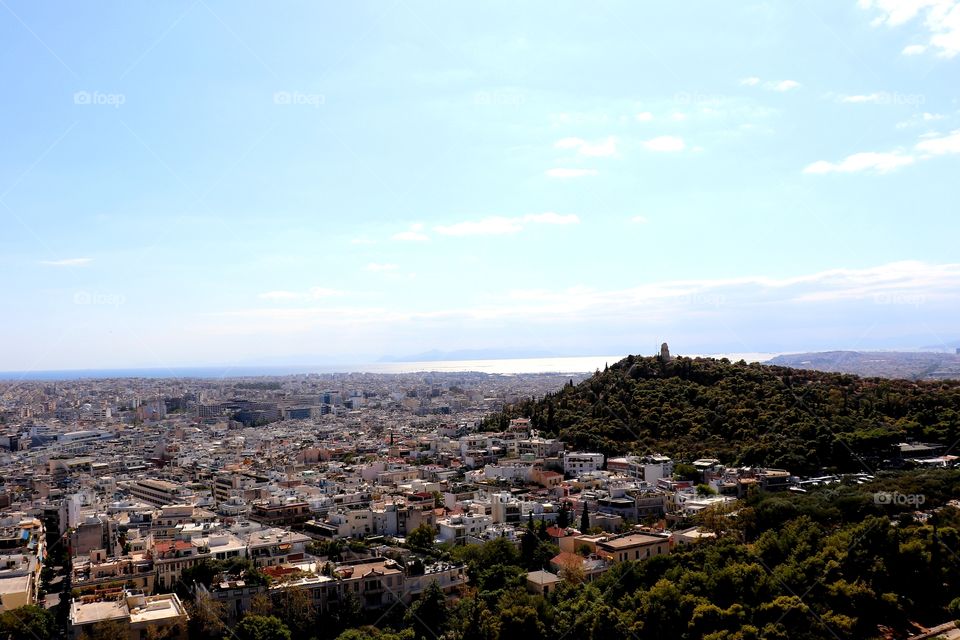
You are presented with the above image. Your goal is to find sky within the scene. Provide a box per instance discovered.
[1,0,960,371]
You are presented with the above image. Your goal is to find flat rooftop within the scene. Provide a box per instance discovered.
[70,600,128,625]
[598,533,666,549]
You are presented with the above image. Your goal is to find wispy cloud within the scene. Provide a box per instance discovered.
[803,151,915,174]
[631,215,649,224]
[916,128,960,155]
[635,111,654,121]
[740,77,801,91]
[434,212,580,237]
[840,93,887,103]
[545,167,599,178]
[860,0,960,57]
[209,261,960,337]
[642,135,686,152]
[554,136,618,157]
[259,288,342,301]
[767,79,801,91]
[804,129,960,174]
[392,223,429,242]
[896,112,946,128]
[40,257,92,267]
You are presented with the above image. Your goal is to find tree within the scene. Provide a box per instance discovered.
[696,483,717,496]
[449,595,499,640]
[580,505,590,533]
[249,593,274,617]
[520,529,539,569]
[557,503,569,529]
[404,581,448,639]
[497,603,546,640]
[185,590,227,638]
[178,558,224,599]
[0,605,56,640]
[407,524,436,551]
[146,622,187,640]
[274,587,316,640]
[232,615,292,640]
[81,619,128,640]
[674,463,701,482]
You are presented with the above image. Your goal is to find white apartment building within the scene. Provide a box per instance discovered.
[563,452,604,476]
[437,514,493,544]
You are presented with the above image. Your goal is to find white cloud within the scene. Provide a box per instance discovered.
[259,288,342,301]
[392,223,429,242]
[915,128,960,154]
[896,112,946,128]
[545,168,599,178]
[807,129,960,173]
[635,111,654,121]
[367,263,399,272]
[861,0,960,57]
[642,136,686,152]
[631,215,649,224]
[210,260,960,338]
[803,151,915,174]
[434,217,524,236]
[740,77,761,86]
[841,93,887,103]
[671,112,687,121]
[768,79,801,92]
[350,236,376,245]
[40,257,92,267]
[553,136,618,157]
[434,212,580,237]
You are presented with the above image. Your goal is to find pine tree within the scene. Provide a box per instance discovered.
[557,503,569,529]
[580,504,590,532]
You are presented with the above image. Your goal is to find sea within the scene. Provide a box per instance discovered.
[0,353,778,381]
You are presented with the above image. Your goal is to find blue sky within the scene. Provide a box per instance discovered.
[2,0,959,370]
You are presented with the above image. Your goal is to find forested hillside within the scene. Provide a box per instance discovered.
[487,355,960,473]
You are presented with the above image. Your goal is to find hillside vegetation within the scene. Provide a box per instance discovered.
[487,355,960,473]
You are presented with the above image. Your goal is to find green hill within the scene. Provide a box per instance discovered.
[487,354,960,473]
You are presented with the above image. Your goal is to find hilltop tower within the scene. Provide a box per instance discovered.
[660,342,672,362]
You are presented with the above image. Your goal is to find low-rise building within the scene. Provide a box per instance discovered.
[68,591,189,640]
[596,533,670,563]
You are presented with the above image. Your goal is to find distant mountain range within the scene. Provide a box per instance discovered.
[766,350,960,380]
[378,348,560,362]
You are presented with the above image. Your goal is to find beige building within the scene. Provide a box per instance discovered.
[69,591,189,640]
[597,533,670,563]
[0,518,45,613]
